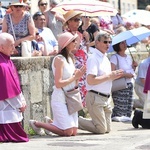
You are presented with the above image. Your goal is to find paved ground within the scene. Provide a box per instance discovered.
[1,121,150,150]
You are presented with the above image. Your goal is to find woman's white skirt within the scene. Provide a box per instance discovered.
[51,89,78,130]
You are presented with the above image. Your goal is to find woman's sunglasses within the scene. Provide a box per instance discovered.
[40,3,48,6]
[72,18,81,22]
[13,5,24,8]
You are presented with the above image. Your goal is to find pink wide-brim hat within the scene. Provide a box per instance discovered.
[58,32,78,51]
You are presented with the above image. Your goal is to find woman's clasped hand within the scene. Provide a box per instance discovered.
[110,69,124,80]
[73,65,86,80]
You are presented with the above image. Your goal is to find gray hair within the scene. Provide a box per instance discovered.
[0,33,14,45]
[95,32,111,42]
[115,26,126,35]
[50,0,59,5]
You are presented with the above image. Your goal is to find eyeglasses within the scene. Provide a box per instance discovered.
[13,5,24,8]
[40,3,48,6]
[72,18,81,22]
[103,41,112,44]
[83,16,91,18]
[39,18,46,21]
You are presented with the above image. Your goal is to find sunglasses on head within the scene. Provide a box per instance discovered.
[84,16,91,18]
[103,41,112,44]
[72,18,81,22]
[40,3,48,6]
[33,12,44,20]
[13,5,24,8]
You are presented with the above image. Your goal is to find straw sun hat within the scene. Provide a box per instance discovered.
[64,10,82,23]
[58,32,78,51]
[10,0,27,6]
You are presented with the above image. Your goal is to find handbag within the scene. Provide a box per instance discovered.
[9,14,32,57]
[111,54,127,92]
[21,41,32,57]
[62,87,83,115]
[112,78,127,92]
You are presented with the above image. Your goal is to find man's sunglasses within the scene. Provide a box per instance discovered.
[13,5,24,8]
[103,41,112,44]
[40,3,48,6]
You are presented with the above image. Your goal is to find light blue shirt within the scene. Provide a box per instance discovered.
[135,57,150,87]
[38,27,58,52]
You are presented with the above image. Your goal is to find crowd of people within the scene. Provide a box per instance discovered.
[0,0,150,143]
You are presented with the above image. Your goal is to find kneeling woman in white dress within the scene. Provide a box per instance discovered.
[29,32,86,136]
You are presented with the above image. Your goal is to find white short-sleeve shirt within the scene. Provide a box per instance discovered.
[86,49,112,94]
[110,54,135,83]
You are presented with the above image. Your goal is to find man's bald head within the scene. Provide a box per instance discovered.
[0,33,15,56]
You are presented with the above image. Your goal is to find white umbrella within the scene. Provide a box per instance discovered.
[112,27,150,46]
[51,0,117,16]
[122,9,150,25]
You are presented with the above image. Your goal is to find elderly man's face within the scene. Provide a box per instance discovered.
[0,38,15,56]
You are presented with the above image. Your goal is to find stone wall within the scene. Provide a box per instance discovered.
[11,56,54,132]
[11,52,149,132]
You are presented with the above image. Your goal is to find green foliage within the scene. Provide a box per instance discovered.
[28,128,36,136]
[78,107,90,118]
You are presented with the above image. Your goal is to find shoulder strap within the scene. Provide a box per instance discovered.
[9,14,16,41]
[115,54,119,69]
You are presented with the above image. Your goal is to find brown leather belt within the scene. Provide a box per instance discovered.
[90,90,110,98]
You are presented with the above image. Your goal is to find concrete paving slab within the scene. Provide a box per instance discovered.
[0,121,150,150]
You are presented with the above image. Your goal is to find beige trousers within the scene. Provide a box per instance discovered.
[134,83,147,109]
[79,91,112,134]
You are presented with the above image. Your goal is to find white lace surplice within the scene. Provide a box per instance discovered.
[0,92,26,124]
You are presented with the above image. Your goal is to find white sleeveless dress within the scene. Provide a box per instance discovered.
[51,55,78,130]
